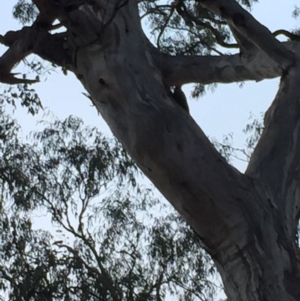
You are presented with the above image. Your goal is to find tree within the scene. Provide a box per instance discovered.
[0,109,217,301]
[0,0,300,300]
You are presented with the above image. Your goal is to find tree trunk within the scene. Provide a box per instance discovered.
[61,2,300,300]
[2,0,300,300]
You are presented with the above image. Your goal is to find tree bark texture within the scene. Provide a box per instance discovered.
[1,0,300,300]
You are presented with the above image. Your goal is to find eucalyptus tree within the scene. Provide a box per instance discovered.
[1,1,300,300]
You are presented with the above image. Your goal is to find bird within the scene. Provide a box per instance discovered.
[172,85,189,113]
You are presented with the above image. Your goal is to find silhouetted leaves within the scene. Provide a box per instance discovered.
[0,109,217,301]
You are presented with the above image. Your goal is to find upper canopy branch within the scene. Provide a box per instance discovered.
[197,0,297,70]
[0,26,41,84]
[0,24,72,85]
[172,0,238,49]
[0,0,66,84]
[152,40,300,87]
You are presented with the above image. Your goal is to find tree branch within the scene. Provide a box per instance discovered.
[0,27,41,84]
[246,67,300,237]
[173,0,238,49]
[197,0,296,69]
[152,40,300,86]
[0,25,72,85]
[33,32,73,68]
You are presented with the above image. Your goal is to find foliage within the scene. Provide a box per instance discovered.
[12,0,37,25]
[0,83,42,116]
[0,108,218,301]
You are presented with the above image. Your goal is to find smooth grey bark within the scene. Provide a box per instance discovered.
[1,0,300,300]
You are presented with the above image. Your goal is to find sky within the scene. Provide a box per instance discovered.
[0,1,299,300]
